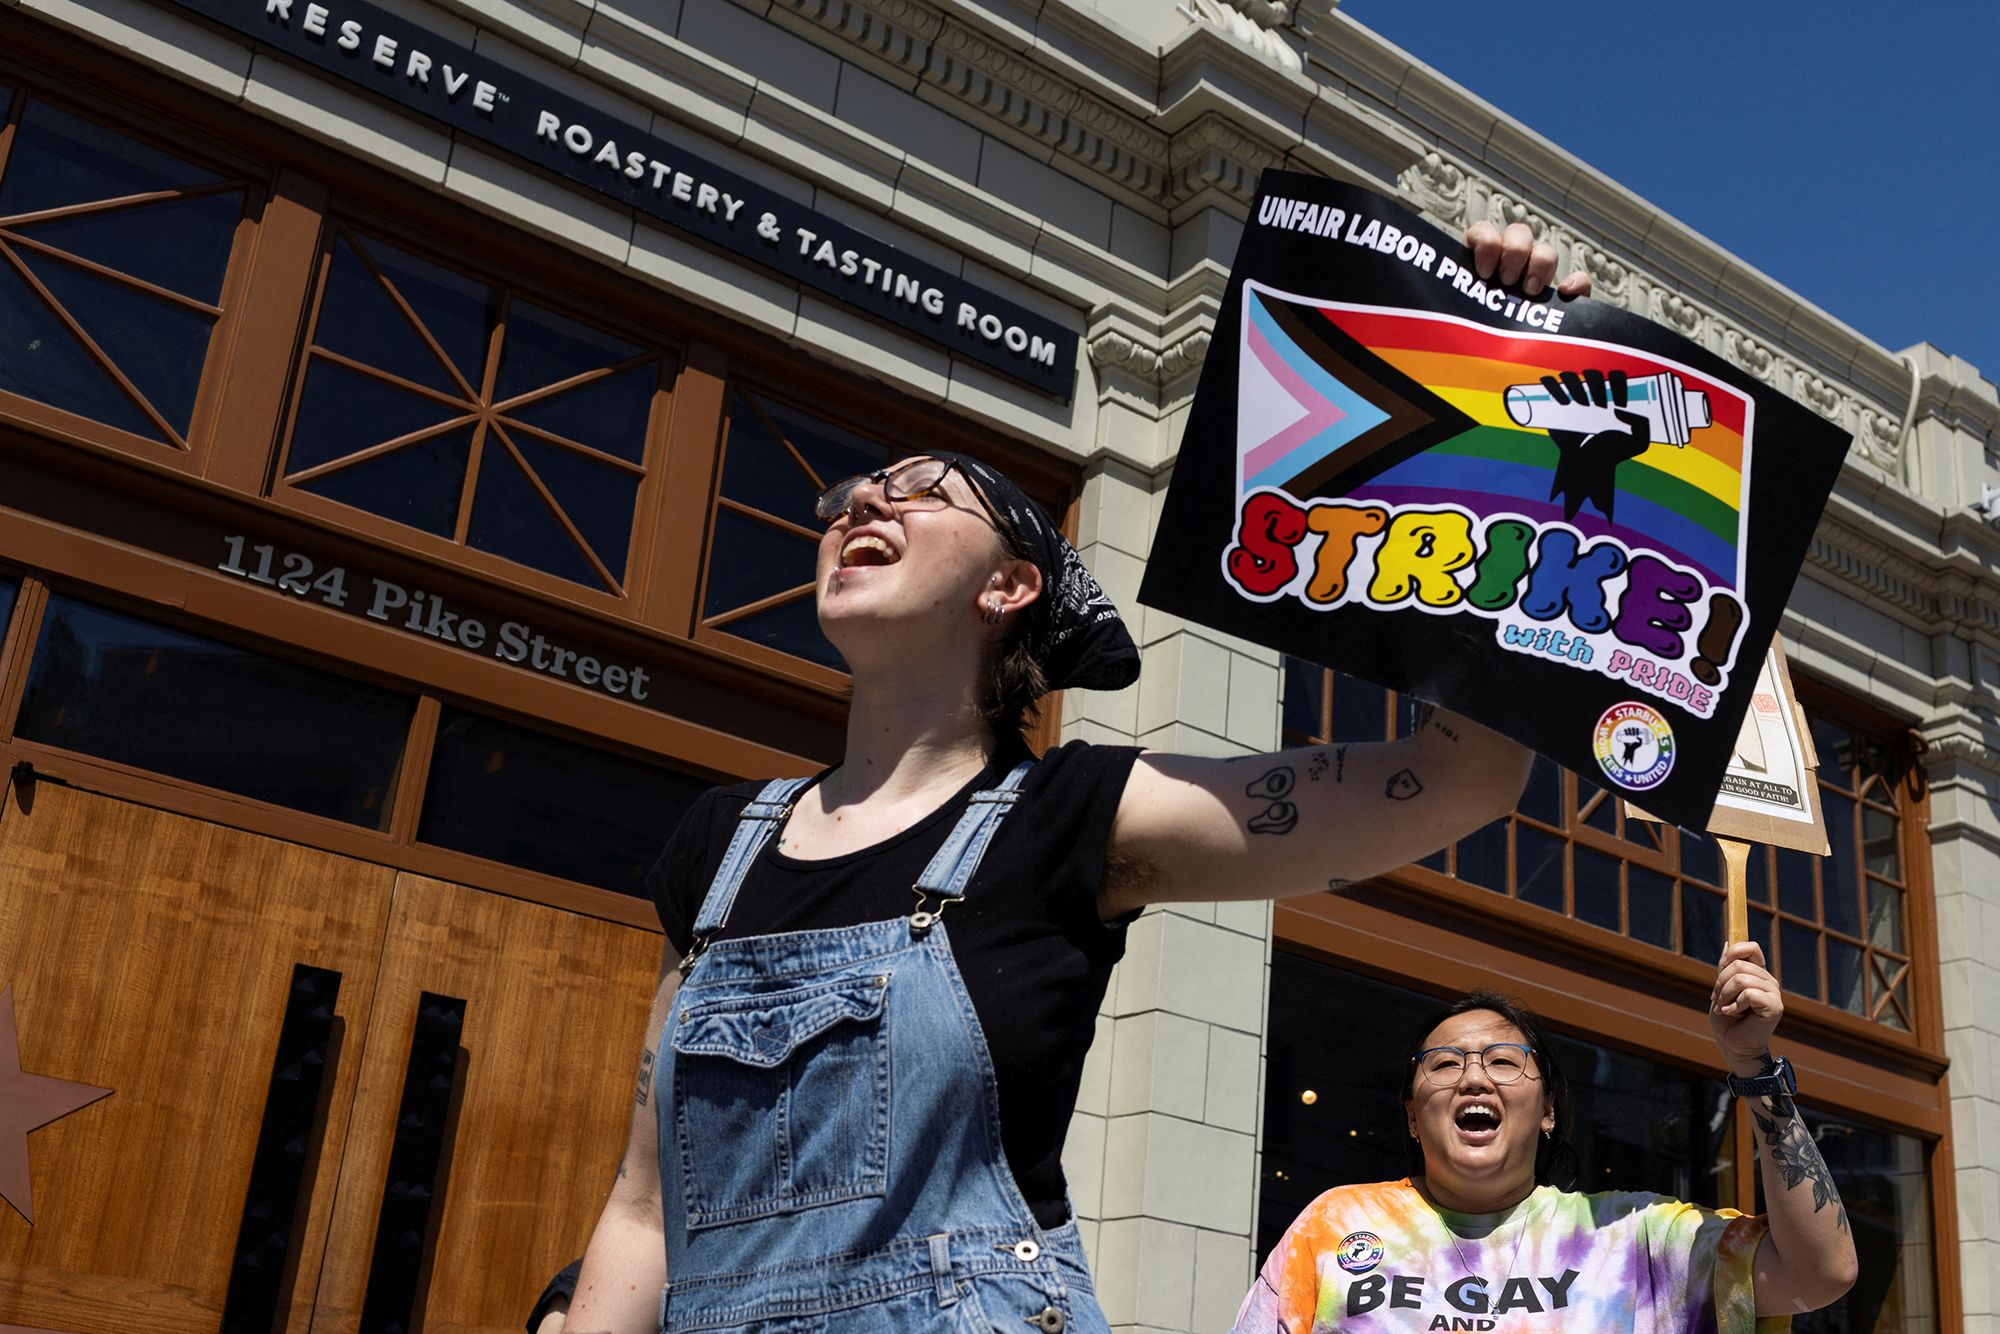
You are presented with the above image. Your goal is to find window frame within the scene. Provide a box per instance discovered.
[0,69,269,475]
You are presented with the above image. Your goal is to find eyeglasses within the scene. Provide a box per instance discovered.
[1411,1043,1539,1087]
[814,457,1017,548]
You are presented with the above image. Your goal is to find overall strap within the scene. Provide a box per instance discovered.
[913,759,1035,904]
[689,776,813,940]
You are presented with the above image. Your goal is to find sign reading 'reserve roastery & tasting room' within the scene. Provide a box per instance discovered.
[154,0,1077,399]
[1140,174,1852,828]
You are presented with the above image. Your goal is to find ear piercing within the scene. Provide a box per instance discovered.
[983,595,1005,624]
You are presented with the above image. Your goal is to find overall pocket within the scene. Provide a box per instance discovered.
[671,972,892,1228]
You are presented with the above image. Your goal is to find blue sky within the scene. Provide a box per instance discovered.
[1338,1,2000,384]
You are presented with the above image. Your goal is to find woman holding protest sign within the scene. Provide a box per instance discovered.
[557,223,1587,1334]
[1232,947,1857,1332]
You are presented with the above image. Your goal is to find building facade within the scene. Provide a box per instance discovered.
[0,0,1993,1330]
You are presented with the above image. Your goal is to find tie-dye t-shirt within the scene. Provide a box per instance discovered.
[1233,1179,1786,1333]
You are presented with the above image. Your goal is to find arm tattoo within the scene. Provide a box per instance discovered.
[635,1048,656,1107]
[1385,768,1423,800]
[616,1155,630,1181]
[1244,765,1298,835]
[1752,1104,1849,1233]
[1335,745,1347,782]
[1307,750,1329,781]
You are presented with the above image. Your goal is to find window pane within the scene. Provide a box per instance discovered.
[1516,824,1564,911]
[1775,846,1817,922]
[504,430,639,576]
[0,574,18,639]
[0,257,163,440]
[704,508,817,619]
[1331,673,1388,743]
[354,231,497,387]
[762,397,892,499]
[1827,938,1865,1014]
[1779,919,1820,1000]
[1280,656,1325,743]
[494,299,642,402]
[1574,847,1621,931]
[721,395,824,529]
[1862,804,1901,878]
[506,361,656,463]
[1787,1111,1935,1334]
[721,595,843,670]
[1746,843,1772,905]
[1682,885,1723,964]
[1678,828,1720,886]
[1455,818,1506,894]
[17,595,411,827]
[1629,867,1674,950]
[286,359,464,475]
[1868,879,1905,953]
[1556,1029,1729,1208]
[417,707,711,895]
[19,247,215,434]
[1821,794,1860,936]
[1518,755,1562,826]
[1809,716,1852,788]
[1578,776,1617,834]
[314,234,464,395]
[0,98,220,216]
[464,440,604,587]
[20,190,244,305]
[300,425,473,539]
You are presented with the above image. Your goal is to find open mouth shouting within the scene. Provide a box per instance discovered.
[832,527,903,579]
[1452,1100,1502,1147]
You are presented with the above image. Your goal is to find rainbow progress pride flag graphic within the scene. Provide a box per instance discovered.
[1142,172,1851,828]
[1237,281,1752,592]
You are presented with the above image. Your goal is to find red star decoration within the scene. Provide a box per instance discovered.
[0,986,112,1225]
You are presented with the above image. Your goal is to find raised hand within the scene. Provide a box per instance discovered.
[1709,939,1784,1069]
[1540,368,1650,524]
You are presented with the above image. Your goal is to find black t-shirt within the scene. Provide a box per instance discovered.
[649,739,1143,1229]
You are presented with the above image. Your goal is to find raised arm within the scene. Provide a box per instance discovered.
[1711,942,1859,1316]
[1102,706,1529,916]
[563,945,682,1334]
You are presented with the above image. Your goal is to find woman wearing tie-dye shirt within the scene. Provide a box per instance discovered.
[1235,945,1856,1332]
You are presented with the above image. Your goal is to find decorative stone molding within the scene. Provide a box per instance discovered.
[1159,329,1212,383]
[1180,0,1303,73]
[1397,150,1466,229]
[1721,329,1777,383]
[1168,111,1288,206]
[1087,327,1212,387]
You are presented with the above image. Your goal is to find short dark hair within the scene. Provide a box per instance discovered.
[1399,990,1578,1190]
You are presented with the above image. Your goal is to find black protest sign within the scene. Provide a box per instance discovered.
[1139,174,1851,827]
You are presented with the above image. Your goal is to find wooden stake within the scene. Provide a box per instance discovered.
[1718,836,1751,944]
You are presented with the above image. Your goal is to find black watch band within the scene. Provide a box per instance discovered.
[1726,1053,1796,1099]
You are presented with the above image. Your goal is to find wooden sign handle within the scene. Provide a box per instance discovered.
[1717,836,1751,945]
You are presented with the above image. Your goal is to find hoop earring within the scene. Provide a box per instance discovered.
[983,596,1005,625]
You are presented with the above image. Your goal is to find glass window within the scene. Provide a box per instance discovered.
[281,227,661,593]
[416,707,712,896]
[0,94,246,447]
[1259,951,1732,1263]
[16,594,413,827]
[0,574,17,641]
[700,390,889,670]
[1761,1109,1936,1333]
[1278,658,1924,1030]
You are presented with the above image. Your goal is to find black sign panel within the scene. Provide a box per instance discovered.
[1140,174,1851,828]
[155,0,1077,399]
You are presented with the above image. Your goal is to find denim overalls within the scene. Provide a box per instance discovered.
[652,762,1110,1333]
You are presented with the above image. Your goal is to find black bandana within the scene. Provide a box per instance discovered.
[937,454,1141,693]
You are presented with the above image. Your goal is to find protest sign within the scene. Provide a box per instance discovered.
[1139,173,1852,827]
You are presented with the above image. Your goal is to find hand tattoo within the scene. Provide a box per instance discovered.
[1385,768,1423,800]
[1245,765,1298,835]
[1752,1105,1849,1233]
[635,1048,656,1107]
[1307,750,1329,782]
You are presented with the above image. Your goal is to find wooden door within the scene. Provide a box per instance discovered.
[0,782,397,1334]
[305,874,659,1334]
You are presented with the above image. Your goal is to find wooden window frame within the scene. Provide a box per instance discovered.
[0,67,270,476]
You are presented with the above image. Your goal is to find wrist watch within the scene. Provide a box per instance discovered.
[1726,1052,1796,1099]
